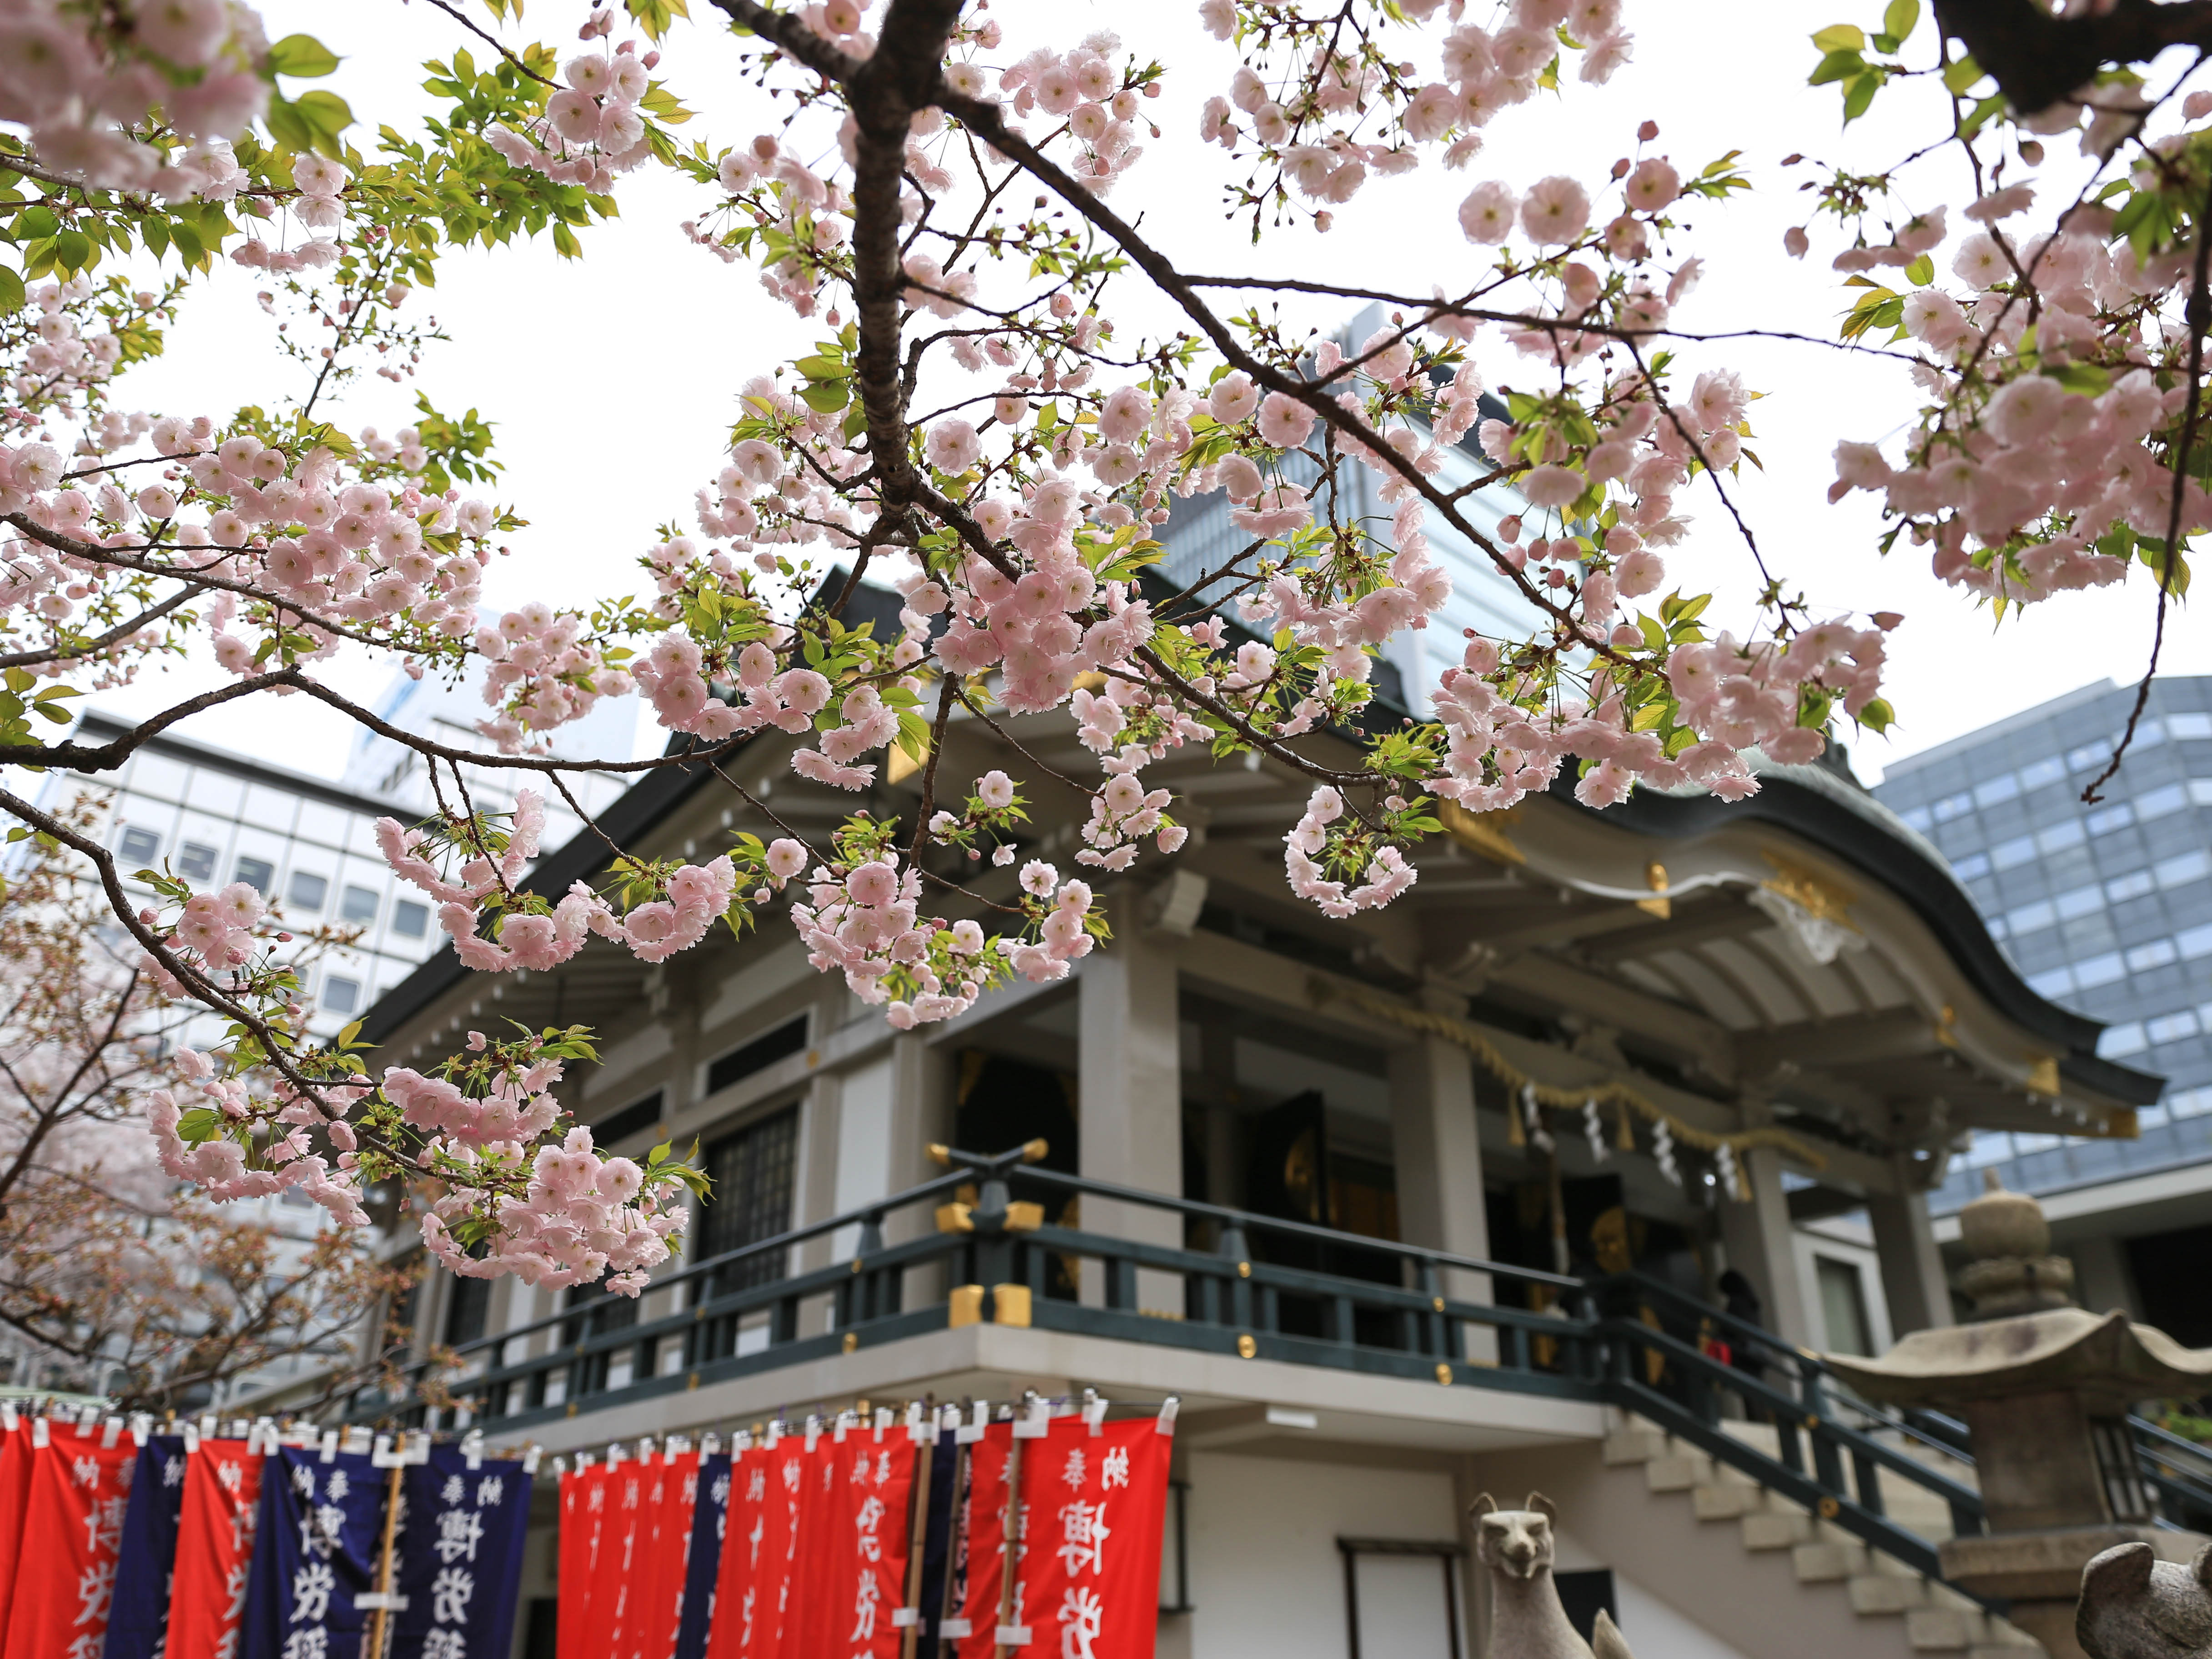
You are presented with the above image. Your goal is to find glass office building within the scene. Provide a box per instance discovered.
[42,709,464,1043]
[1872,675,2212,1212]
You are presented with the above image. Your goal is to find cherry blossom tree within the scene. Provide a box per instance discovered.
[0,805,394,1408]
[0,0,2199,1293]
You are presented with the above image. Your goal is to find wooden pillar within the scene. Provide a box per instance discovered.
[1077,926,1183,1312]
[1866,1156,1955,1338]
[1388,998,1497,1363]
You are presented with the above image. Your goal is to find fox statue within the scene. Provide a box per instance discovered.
[1472,1493,1634,1659]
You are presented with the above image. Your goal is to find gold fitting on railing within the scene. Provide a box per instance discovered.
[1817,1495,1841,1519]
[1236,1333,1257,1359]
[842,1331,859,1353]
[1004,1201,1045,1232]
[1237,1261,1252,1278]
[1432,1295,1445,1313]
[927,1143,952,1166]
[851,1258,864,1273]
[1435,1363,1453,1385]
[990,1284,1032,1327]
[1021,1137,1050,1164]
[935,1202,975,1234]
[948,1285,986,1327]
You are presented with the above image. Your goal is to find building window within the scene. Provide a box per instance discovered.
[1932,792,1973,823]
[178,841,216,882]
[699,1107,799,1298]
[2009,900,2056,935]
[117,825,161,866]
[2104,870,2155,904]
[2137,784,2188,819]
[392,900,427,937]
[341,885,379,925]
[2075,952,2126,989]
[2056,884,2105,919]
[2029,966,2077,998]
[2147,1010,2200,1046]
[2182,924,2212,960]
[323,975,360,1015]
[1991,835,2037,870]
[288,870,328,910]
[2037,820,2085,854]
[2087,804,2135,835]
[2168,711,2212,740]
[2068,741,2111,772]
[233,855,274,893]
[2157,850,2212,889]
[705,1016,810,1096]
[1952,853,1991,881]
[2101,1022,2148,1057]
[1975,774,2020,808]
[1815,1257,1873,1356]
[1899,805,1933,832]
[2020,756,2066,789]
[593,1091,665,1148]
[444,1275,491,1348]
[2126,939,2178,974]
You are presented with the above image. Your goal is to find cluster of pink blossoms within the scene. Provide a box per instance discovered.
[1829,186,2206,604]
[375,790,743,972]
[990,32,1153,195]
[1284,788,1419,918]
[413,1099,687,1294]
[231,153,347,273]
[487,39,660,193]
[1198,0,1635,226]
[147,1048,371,1226]
[0,0,267,189]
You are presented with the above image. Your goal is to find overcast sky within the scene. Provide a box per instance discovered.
[84,0,2212,787]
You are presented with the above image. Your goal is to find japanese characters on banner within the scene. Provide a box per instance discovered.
[166,1432,266,1659]
[238,1443,384,1659]
[1,1418,138,1659]
[1014,1418,1172,1659]
[389,1442,534,1659]
[630,1446,699,1659]
[554,1456,606,1659]
[104,1433,190,1659]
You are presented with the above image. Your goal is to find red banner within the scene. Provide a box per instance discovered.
[951,1416,1171,1659]
[0,1414,33,1655]
[630,1449,700,1659]
[0,1424,137,1659]
[1014,1418,1172,1659]
[596,1457,656,1658]
[828,1429,915,1659]
[705,1441,774,1659]
[165,1436,264,1659]
[557,1460,609,1659]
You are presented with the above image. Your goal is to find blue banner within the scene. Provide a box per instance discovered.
[102,1434,187,1659]
[673,1451,731,1659]
[241,1445,386,1659]
[388,1444,532,1659]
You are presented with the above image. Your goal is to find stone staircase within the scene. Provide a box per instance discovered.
[1599,1408,2045,1658]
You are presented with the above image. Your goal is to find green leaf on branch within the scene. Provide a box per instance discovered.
[1884,0,1920,41]
[0,267,21,314]
[1904,253,1934,285]
[267,34,342,78]
[1941,55,1984,94]
[1811,23,1866,51]
[1842,69,1885,122]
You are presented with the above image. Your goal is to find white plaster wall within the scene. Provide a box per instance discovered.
[1546,1523,1755,1659]
[1181,1450,1463,1659]
[1792,1220,1896,1357]
[830,1055,894,1258]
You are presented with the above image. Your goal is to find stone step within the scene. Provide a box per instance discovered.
[1793,1538,1870,1583]
[1849,1573,1930,1615]
[1741,1508,1813,1550]
[1907,1604,1990,1651]
[1691,1481,1765,1520]
[1644,1449,1714,1492]
[1602,1426,1668,1466]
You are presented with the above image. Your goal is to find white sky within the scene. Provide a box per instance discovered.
[81,0,2212,786]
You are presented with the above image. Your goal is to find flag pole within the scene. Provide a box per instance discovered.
[993,1396,1040,1659]
[934,1405,975,1658]
[366,1432,411,1659]
[899,1404,935,1659]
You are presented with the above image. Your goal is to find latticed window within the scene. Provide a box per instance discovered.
[698,1106,799,1300]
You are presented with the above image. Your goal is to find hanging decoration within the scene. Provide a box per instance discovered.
[166,1423,271,1659]
[1309,978,1828,1181]
[1652,1119,1681,1186]
[1,1413,137,1659]
[1520,1082,1554,1153]
[389,1437,535,1659]
[105,1427,190,1659]
[1582,1099,1609,1166]
[1714,1142,1744,1202]
[238,1438,387,1659]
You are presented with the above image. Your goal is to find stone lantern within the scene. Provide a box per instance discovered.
[1822,1173,2212,1659]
